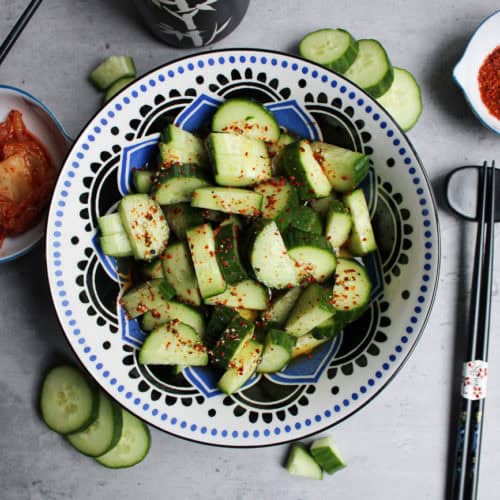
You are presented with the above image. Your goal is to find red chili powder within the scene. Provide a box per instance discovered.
[478,45,500,120]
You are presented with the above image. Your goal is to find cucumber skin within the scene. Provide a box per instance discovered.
[211,316,254,369]
[286,443,323,480]
[289,206,323,235]
[215,222,248,285]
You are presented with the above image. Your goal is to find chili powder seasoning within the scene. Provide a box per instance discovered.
[478,45,500,120]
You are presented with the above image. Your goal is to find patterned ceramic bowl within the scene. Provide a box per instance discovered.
[46,50,440,447]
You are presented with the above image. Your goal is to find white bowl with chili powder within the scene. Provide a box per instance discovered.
[0,86,71,263]
[453,10,500,134]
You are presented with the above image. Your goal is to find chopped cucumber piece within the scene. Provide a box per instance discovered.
[120,279,175,319]
[152,164,210,205]
[285,283,335,337]
[139,321,208,366]
[311,142,370,192]
[377,67,423,131]
[159,124,208,168]
[312,316,343,339]
[139,258,164,280]
[292,333,328,358]
[211,316,254,369]
[262,287,302,326]
[284,229,336,283]
[133,170,154,194]
[310,436,347,474]
[99,233,133,258]
[192,186,263,216]
[204,279,269,310]
[104,76,135,102]
[98,213,125,236]
[215,220,247,284]
[344,39,394,98]
[163,203,204,240]
[257,329,297,373]
[332,258,372,324]
[90,56,136,90]
[282,140,332,200]
[119,194,169,261]
[325,200,353,249]
[96,410,150,469]
[309,193,336,217]
[289,206,322,235]
[286,443,323,480]
[67,392,122,457]
[299,28,358,73]
[187,224,226,299]
[268,131,296,175]
[254,177,299,232]
[207,132,272,187]
[249,220,303,289]
[217,339,262,395]
[162,241,201,306]
[205,306,238,348]
[141,300,205,337]
[343,189,377,255]
[40,365,99,435]
[212,98,280,142]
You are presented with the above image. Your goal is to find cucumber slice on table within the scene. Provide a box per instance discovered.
[120,279,175,319]
[284,229,336,283]
[133,170,154,194]
[211,98,280,142]
[299,28,358,73]
[67,392,123,457]
[262,287,302,326]
[40,365,99,435]
[286,443,323,480]
[159,124,208,168]
[257,329,297,373]
[104,76,135,102]
[285,283,335,337]
[90,56,136,90]
[99,233,134,258]
[141,300,205,336]
[342,188,376,255]
[192,186,263,217]
[96,410,150,469]
[162,241,201,306]
[187,224,226,299]
[139,321,208,366]
[152,164,211,205]
[98,213,125,236]
[204,279,269,310]
[249,220,303,289]
[310,436,347,474]
[377,67,423,131]
[325,200,353,249]
[332,258,372,324]
[163,203,204,240]
[215,220,248,284]
[254,177,299,232]
[217,339,263,395]
[119,194,169,261]
[281,140,332,200]
[311,142,370,192]
[289,205,323,235]
[344,39,394,98]
[207,132,272,187]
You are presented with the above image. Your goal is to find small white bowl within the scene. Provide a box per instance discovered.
[453,10,500,134]
[0,85,71,263]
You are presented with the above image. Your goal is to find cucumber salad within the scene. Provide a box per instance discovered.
[98,97,377,396]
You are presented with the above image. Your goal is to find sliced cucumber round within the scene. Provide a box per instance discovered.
[257,329,297,373]
[299,28,358,73]
[344,39,394,98]
[67,392,123,457]
[96,410,150,469]
[212,98,280,142]
[40,365,99,435]
[377,67,423,131]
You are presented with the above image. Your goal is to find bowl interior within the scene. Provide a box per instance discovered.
[0,86,71,262]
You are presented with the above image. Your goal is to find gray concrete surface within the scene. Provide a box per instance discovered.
[1,0,500,498]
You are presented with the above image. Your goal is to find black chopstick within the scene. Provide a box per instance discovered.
[0,0,43,67]
[452,160,496,500]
